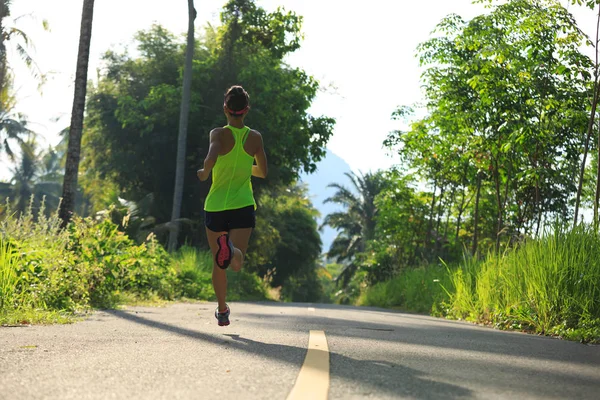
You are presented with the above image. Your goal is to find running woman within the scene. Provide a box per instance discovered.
[197,85,268,326]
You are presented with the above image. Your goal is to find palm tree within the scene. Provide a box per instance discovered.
[168,0,196,251]
[1,0,47,94]
[0,1,47,158]
[6,136,63,215]
[10,136,36,213]
[322,171,386,286]
[60,0,95,227]
[33,144,64,212]
[0,105,28,159]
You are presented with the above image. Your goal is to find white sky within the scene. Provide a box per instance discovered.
[2,0,597,180]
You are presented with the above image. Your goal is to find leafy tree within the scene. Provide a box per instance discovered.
[246,184,323,300]
[82,0,334,246]
[388,0,591,254]
[365,170,430,280]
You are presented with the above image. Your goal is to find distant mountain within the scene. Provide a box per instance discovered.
[300,149,353,254]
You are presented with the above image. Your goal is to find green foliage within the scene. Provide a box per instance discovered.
[171,246,214,300]
[316,263,341,304]
[0,237,20,311]
[322,171,388,286]
[1,198,79,312]
[360,224,600,342]
[444,223,600,342]
[280,266,323,303]
[83,0,334,247]
[248,184,323,302]
[0,198,177,313]
[226,268,268,301]
[171,246,267,301]
[0,200,268,324]
[359,264,451,315]
[386,0,592,257]
[364,170,433,282]
[67,217,176,308]
[549,316,600,344]
[3,136,64,216]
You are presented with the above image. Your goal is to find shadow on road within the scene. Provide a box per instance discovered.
[105,309,473,399]
[235,309,600,398]
[238,311,600,367]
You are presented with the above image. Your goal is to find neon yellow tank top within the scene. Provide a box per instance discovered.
[204,125,256,212]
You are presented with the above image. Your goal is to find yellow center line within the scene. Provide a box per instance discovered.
[287,330,330,400]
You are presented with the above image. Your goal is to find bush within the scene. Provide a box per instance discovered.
[0,199,274,325]
[67,217,176,307]
[2,200,81,313]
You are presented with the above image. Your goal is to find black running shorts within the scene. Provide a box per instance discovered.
[205,205,256,232]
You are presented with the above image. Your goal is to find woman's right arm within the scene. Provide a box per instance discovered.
[197,129,221,181]
[252,131,268,178]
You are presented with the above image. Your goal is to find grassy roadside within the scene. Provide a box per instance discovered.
[359,225,600,344]
[0,206,268,326]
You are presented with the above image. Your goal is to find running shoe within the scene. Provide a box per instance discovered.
[215,304,231,326]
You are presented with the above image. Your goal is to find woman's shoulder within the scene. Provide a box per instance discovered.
[247,128,262,139]
[211,126,230,134]
[209,126,230,140]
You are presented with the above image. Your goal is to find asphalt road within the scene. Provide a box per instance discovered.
[1,302,599,399]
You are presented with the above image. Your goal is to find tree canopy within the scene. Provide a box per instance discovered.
[82,0,335,246]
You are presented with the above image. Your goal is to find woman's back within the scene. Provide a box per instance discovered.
[204,125,256,212]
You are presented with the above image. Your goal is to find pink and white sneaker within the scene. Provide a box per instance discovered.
[215,234,234,269]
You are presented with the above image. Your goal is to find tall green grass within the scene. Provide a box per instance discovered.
[359,224,600,342]
[445,224,600,342]
[358,264,452,314]
[0,239,20,311]
[172,246,214,300]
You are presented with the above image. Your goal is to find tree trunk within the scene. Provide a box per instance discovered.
[426,176,437,251]
[575,3,600,227]
[455,166,471,241]
[59,0,94,227]
[516,197,530,234]
[455,188,468,240]
[168,0,196,251]
[534,140,542,236]
[443,195,452,239]
[493,157,506,251]
[595,113,600,229]
[436,186,446,234]
[502,160,512,242]
[472,173,482,256]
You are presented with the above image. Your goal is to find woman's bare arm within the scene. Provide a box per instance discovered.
[252,132,268,178]
[197,129,221,181]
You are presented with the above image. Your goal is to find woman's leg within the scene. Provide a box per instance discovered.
[228,228,253,272]
[205,227,230,312]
